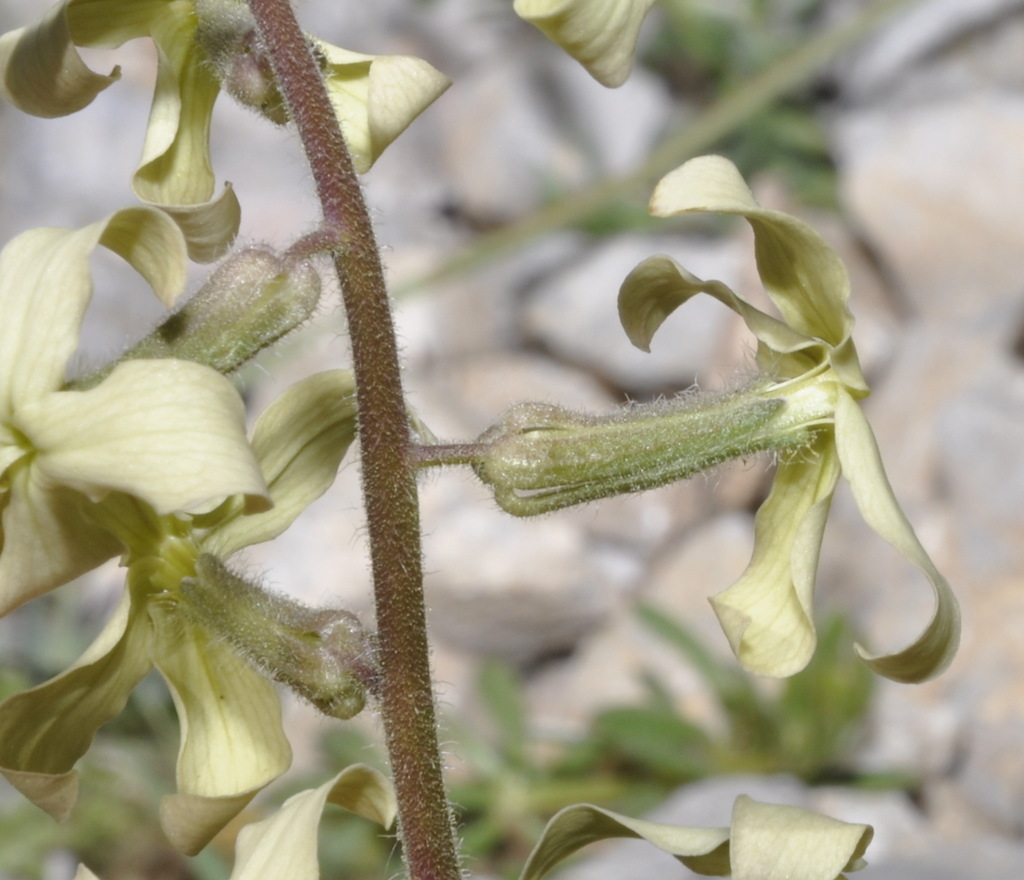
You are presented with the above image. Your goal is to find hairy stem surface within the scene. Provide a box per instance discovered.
[246,2,460,878]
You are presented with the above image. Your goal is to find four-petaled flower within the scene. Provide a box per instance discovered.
[0,369,359,854]
[0,207,269,617]
[619,155,960,682]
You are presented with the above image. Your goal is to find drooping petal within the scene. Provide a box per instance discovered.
[618,255,828,381]
[230,766,397,880]
[70,0,239,260]
[833,392,961,682]
[513,0,657,88]
[0,209,186,418]
[0,464,122,615]
[710,433,841,678]
[316,42,450,173]
[0,1,119,117]
[21,359,269,516]
[204,370,358,557]
[132,4,240,261]
[0,589,154,819]
[648,156,866,394]
[729,795,872,880]
[520,803,731,880]
[152,607,292,855]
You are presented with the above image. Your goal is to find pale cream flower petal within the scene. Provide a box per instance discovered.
[710,434,841,678]
[317,42,450,173]
[618,255,827,381]
[22,359,269,516]
[0,589,153,820]
[730,795,872,879]
[231,766,397,880]
[75,0,238,260]
[513,0,657,87]
[520,803,731,880]
[0,210,185,417]
[204,370,358,557]
[833,392,961,682]
[649,156,866,393]
[72,866,100,880]
[0,465,122,615]
[153,609,292,855]
[0,1,119,116]
[131,5,239,261]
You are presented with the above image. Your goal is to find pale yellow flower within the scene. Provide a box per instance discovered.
[0,0,450,258]
[0,370,358,854]
[0,208,268,616]
[522,795,873,880]
[619,155,960,682]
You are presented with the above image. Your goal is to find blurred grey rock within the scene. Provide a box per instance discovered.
[523,235,744,392]
[834,94,1024,321]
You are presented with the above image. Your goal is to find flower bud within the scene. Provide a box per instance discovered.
[192,0,312,125]
[181,554,374,719]
[474,386,805,516]
[72,246,321,389]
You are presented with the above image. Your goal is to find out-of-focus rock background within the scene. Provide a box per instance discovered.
[2,0,1024,877]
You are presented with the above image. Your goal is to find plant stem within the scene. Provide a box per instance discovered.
[246,2,460,879]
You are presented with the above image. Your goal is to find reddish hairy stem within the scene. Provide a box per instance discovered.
[245,2,460,879]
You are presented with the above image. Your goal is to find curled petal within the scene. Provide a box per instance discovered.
[521,803,730,880]
[513,0,657,88]
[204,370,358,557]
[132,7,239,260]
[23,359,269,516]
[153,610,292,855]
[730,795,872,879]
[710,434,841,678]
[0,1,119,116]
[0,465,122,615]
[0,590,153,819]
[649,156,866,393]
[317,43,450,173]
[834,392,961,682]
[231,766,397,880]
[618,255,825,380]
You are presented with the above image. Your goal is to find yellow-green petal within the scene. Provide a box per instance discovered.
[710,433,841,678]
[22,359,269,516]
[153,610,291,855]
[520,803,731,880]
[204,370,358,558]
[132,5,239,261]
[230,766,397,880]
[0,209,186,415]
[0,1,119,116]
[833,392,961,682]
[730,795,872,879]
[649,156,866,393]
[317,42,450,174]
[618,255,827,381]
[0,590,153,819]
[0,465,122,615]
[513,0,657,88]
